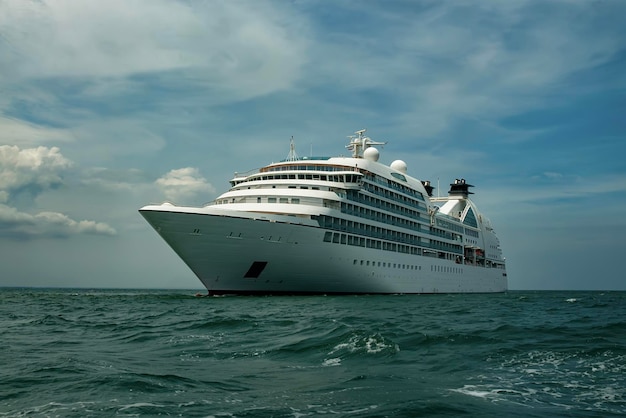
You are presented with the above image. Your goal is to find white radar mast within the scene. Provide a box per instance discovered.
[286,136,299,161]
[346,129,386,158]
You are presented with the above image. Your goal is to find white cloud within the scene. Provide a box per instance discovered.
[0,204,116,238]
[0,145,72,192]
[0,0,308,101]
[0,145,117,238]
[156,167,215,204]
[35,211,117,236]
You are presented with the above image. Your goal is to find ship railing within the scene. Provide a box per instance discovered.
[436,212,462,223]
[345,193,423,221]
[233,168,262,178]
[320,217,463,255]
[341,204,461,244]
[424,241,463,254]
[261,164,360,173]
[363,176,425,201]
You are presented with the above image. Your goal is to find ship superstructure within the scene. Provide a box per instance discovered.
[140,130,507,294]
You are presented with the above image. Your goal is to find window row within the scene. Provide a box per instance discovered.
[346,189,424,220]
[361,181,425,206]
[361,171,424,201]
[338,200,461,244]
[429,226,459,242]
[318,215,463,254]
[436,218,464,234]
[263,164,355,173]
[215,197,301,204]
[235,172,361,186]
[340,200,424,233]
[464,228,479,238]
[353,259,424,271]
[323,231,424,255]
[431,265,464,274]
[321,227,463,260]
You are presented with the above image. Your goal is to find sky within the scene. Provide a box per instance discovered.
[1,0,625,291]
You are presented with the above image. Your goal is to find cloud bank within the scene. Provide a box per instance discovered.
[0,0,308,101]
[0,145,116,238]
[0,145,72,193]
[0,204,116,238]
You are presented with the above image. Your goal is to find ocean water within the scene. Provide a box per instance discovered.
[1,289,624,417]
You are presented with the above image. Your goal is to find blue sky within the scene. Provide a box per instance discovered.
[1,0,624,290]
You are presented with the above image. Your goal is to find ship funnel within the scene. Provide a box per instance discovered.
[422,180,434,197]
[448,178,474,198]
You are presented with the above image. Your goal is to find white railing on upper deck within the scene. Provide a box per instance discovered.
[232,168,262,179]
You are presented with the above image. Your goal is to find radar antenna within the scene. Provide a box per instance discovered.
[345,129,386,158]
[286,136,299,161]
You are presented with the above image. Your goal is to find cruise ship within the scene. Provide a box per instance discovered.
[140,130,507,294]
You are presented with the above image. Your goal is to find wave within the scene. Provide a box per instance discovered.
[3,289,626,417]
[326,330,400,357]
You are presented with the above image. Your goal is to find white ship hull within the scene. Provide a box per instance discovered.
[140,205,507,295]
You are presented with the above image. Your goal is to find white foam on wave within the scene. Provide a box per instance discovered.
[322,357,342,367]
[453,350,626,414]
[451,385,537,402]
[327,332,400,356]
[450,386,492,399]
[119,402,165,411]
[365,335,392,353]
[6,401,97,416]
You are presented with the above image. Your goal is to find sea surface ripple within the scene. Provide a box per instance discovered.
[1,289,625,417]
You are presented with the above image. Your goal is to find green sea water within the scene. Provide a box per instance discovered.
[1,289,624,417]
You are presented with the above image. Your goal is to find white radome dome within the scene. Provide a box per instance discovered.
[363,147,380,162]
[390,159,407,173]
